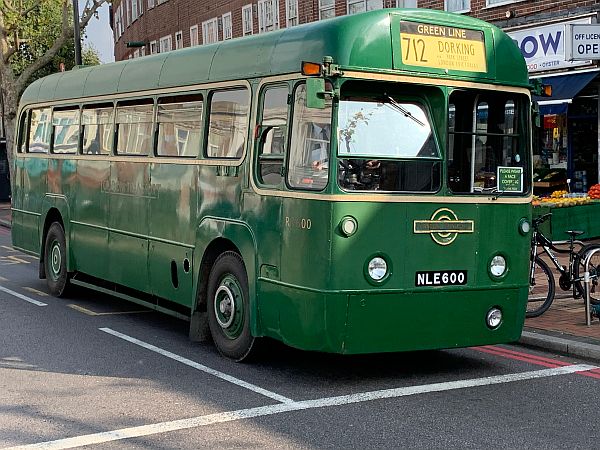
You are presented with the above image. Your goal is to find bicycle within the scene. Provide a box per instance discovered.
[527,212,600,318]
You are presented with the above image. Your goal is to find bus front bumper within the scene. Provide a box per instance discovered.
[257,281,528,354]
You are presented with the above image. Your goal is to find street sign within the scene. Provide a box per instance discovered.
[566,24,600,61]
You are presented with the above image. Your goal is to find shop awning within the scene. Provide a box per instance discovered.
[533,70,599,115]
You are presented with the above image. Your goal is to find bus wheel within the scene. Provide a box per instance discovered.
[207,251,257,361]
[44,222,70,297]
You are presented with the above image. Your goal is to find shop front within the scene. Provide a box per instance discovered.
[509,16,600,194]
[509,16,600,238]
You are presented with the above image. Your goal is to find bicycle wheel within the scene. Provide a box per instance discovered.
[527,256,555,318]
[574,244,600,305]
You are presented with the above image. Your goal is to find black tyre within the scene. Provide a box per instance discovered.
[207,251,258,361]
[526,256,555,318]
[44,222,71,297]
[574,244,600,305]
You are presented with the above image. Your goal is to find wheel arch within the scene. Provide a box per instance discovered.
[193,217,259,335]
[39,199,71,278]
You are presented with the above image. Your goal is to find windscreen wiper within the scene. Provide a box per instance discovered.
[382,93,426,127]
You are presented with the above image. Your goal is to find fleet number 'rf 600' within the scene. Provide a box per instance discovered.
[415,270,467,287]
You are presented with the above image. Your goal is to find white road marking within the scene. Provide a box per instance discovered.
[10,363,597,450]
[99,327,294,404]
[0,285,47,306]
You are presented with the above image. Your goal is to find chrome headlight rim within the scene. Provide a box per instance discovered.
[489,254,508,280]
[519,218,531,236]
[486,307,503,329]
[339,216,358,237]
[364,254,392,285]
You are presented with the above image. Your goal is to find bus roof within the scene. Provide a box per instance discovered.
[20,8,528,107]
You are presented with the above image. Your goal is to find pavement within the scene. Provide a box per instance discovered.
[1,200,600,363]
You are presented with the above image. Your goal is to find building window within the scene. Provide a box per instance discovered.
[141,46,146,56]
[148,0,155,8]
[445,0,470,12]
[150,40,158,54]
[190,25,199,46]
[159,35,172,53]
[258,0,280,33]
[286,0,298,27]
[319,0,335,20]
[126,0,131,26]
[202,18,218,44]
[175,31,183,49]
[157,0,168,4]
[397,0,417,6]
[242,4,253,35]
[347,0,383,14]
[131,0,139,22]
[486,0,516,5]
[133,49,140,58]
[222,12,233,40]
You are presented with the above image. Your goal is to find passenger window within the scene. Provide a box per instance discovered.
[287,83,333,191]
[116,100,154,155]
[207,88,249,158]
[17,111,28,153]
[157,95,203,157]
[52,108,80,154]
[82,105,114,155]
[257,85,288,185]
[28,108,52,153]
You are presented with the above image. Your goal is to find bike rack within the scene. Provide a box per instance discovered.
[583,248,600,326]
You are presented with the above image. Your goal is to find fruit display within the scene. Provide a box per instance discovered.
[550,190,567,198]
[532,191,593,208]
[589,184,600,199]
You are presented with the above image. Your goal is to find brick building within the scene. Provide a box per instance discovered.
[110,0,600,190]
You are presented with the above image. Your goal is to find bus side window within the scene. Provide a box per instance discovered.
[82,104,114,155]
[157,94,203,158]
[257,85,289,186]
[115,100,154,156]
[52,108,80,154]
[287,83,333,191]
[207,87,249,159]
[17,110,29,153]
[28,108,52,154]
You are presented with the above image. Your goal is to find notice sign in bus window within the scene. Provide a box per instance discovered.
[400,21,487,73]
[497,166,523,193]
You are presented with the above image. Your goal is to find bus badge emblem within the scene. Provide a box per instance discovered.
[413,208,474,246]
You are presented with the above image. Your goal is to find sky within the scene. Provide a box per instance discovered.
[81,1,114,63]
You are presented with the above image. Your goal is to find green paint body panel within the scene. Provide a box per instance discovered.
[13,9,531,355]
[18,9,528,107]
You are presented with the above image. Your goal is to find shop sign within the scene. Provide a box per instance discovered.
[507,17,592,73]
[497,167,523,193]
[543,115,558,129]
[565,24,600,61]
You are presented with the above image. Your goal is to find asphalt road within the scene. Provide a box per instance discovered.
[1,225,599,449]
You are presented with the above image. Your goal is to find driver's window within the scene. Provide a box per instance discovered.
[287,83,333,191]
[257,85,288,186]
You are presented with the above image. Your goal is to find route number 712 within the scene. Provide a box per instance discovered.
[402,37,428,63]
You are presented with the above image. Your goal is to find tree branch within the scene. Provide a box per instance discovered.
[79,0,108,31]
[14,0,72,93]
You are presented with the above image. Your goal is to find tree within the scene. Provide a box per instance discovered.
[0,0,109,180]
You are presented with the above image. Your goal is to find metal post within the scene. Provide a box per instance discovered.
[72,0,82,66]
[584,248,600,326]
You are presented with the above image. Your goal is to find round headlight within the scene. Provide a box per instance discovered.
[368,257,387,281]
[340,216,358,237]
[490,255,507,277]
[519,219,531,235]
[486,308,503,328]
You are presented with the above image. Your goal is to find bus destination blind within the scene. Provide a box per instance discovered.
[400,21,487,73]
